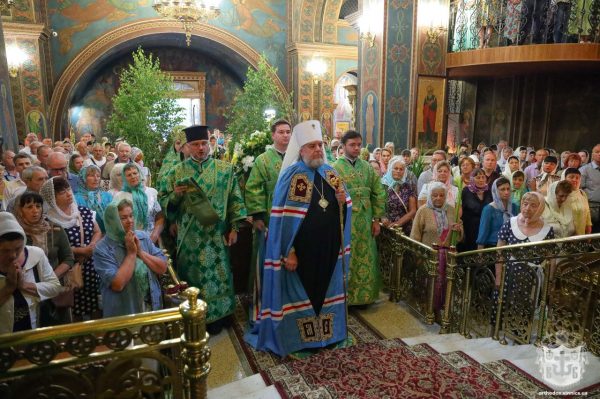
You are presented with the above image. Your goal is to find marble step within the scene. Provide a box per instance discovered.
[463,343,539,364]
[238,385,281,399]
[509,353,600,393]
[402,332,466,347]
[208,374,267,399]
[429,337,504,354]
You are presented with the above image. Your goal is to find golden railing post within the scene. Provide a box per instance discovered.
[391,229,404,303]
[535,259,551,347]
[493,262,507,342]
[426,245,439,325]
[441,247,456,334]
[462,265,471,338]
[180,287,210,399]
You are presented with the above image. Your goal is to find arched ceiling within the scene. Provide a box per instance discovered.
[71,33,249,104]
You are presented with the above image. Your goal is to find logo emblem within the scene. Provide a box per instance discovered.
[536,332,588,389]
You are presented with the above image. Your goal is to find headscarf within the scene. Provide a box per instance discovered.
[467,171,489,194]
[68,154,81,174]
[426,182,449,237]
[109,163,125,192]
[78,165,106,223]
[469,154,480,166]
[432,162,455,204]
[121,163,149,231]
[40,177,80,229]
[14,195,51,255]
[491,178,514,222]
[130,147,143,163]
[517,191,546,227]
[0,213,26,241]
[560,151,571,169]
[103,199,150,297]
[511,170,527,205]
[543,181,573,232]
[381,157,406,191]
[502,155,521,179]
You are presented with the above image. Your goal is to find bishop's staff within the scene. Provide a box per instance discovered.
[330,175,349,342]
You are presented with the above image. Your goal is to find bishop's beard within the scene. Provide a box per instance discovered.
[304,156,324,169]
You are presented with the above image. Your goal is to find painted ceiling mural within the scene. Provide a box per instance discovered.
[48,0,287,81]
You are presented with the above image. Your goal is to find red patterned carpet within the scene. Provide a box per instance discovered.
[232,296,600,398]
[261,339,600,398]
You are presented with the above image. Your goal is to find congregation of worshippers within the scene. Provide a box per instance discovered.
[0,121,599,357]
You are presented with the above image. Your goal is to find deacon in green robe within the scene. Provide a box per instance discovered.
[244,119,290,324]
[333,130,387,305]
[159,126,246,333]
[244,119,291,229]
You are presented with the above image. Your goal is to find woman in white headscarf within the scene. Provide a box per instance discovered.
[541,180,575,238]
[418,161,459,208]
[492,191,556,328]
[502,155,521,180]
[0,213,61,333]
[411,182,463,321]
[108,163,125,197]
[41,176,102,321]
[382,157,417,234]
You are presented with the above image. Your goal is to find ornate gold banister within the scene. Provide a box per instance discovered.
[377,227,600,351]
[0,287,211,399]
[0,308,182,349]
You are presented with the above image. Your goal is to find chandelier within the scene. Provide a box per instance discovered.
[153,0,221,46]
[307,55,327,84]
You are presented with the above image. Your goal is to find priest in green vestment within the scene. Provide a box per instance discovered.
[333,130,388,305]
[245,119,291,230]
[159,125,247,334]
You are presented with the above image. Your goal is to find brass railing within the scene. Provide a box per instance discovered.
[378,226,439,324]
[378,226,600,352]
[0,287,210,399]
[448,0,600,50]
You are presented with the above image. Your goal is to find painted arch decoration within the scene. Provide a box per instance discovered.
[49,18,288,137]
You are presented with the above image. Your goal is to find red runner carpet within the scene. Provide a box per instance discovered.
[231,296,600,398]
[261,339,600,398]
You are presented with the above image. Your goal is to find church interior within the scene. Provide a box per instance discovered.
[1,0,600,397]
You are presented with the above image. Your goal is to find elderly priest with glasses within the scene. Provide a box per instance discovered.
[245,120,352,357]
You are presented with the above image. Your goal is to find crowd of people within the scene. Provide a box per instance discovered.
[0,124,598,358]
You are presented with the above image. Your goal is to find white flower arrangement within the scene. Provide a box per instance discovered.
[242,155,255,172]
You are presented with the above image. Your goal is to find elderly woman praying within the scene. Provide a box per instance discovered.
[93,199,167,318]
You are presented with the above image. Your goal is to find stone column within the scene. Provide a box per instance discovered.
[0,18,19,152]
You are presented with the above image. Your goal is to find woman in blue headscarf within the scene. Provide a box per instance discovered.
[93,198,167,318]
[381,157,417,235]
[74,165,113,233]
[476,176,518,249]
[113,163,164,244]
